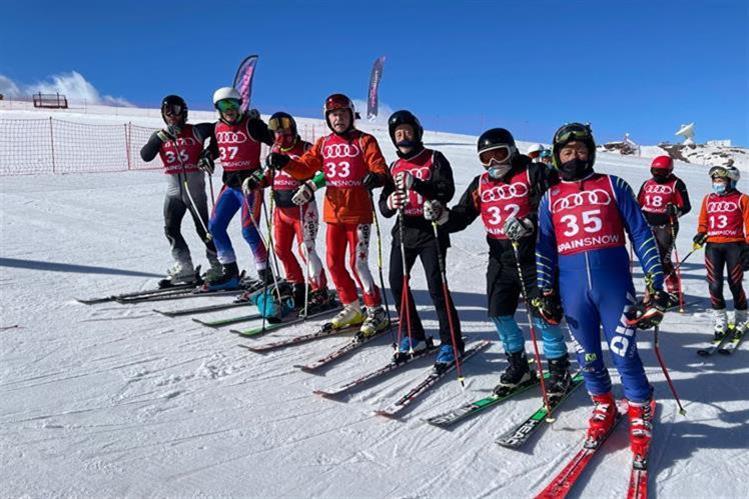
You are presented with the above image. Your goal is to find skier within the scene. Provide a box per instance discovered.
[377,110,462,367]
[240,112,332,312]
[692,164,749,337]
[198,87,274,290]
[425,128,573,390]
[637,155,691,300]
[526,143,545,163]
[140,95,221,286]
[265,94,389,338]
[535,122,669,459]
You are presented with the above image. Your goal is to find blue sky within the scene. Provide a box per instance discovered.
[2,0,747,145]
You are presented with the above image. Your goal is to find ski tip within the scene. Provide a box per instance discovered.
[373,410,400,420]
[312,390,337,399]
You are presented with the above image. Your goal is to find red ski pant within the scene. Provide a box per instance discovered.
[273,204,327,291]
[325,223,381,307]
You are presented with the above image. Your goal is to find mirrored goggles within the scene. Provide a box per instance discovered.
[269,116,294,132]
[216,99,241,112]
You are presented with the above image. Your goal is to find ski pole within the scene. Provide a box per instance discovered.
[397,205,415,353]
[300,204,310,318]
[172,139,212,242]
[259,173,283,303]
[207,172,216,210]
[669,216,685,312]
[653,325,686,415]
[432,221,465,387]
[664,245,701,282]
[370,193,394,342]
[511,240,554,422]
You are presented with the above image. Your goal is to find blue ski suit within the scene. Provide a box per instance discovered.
[536,173,663,403]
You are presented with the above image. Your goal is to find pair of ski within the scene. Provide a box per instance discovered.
[535,399,656,499]
[235,307,363,351]
[425,371,584,430]
[697,324,746,356]
[314,340,491,419]
[75,281,199,305]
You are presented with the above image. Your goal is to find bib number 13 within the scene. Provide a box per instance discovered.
[560,209,602,237]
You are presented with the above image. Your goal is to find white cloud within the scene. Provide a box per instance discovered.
[0,71,133,107]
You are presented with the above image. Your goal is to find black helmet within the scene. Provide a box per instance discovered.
[268,111,298,137]
[388,110,423,146]
[161,95,187,125]
[551,122,596,169]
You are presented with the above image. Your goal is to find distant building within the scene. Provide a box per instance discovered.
[706,140,732,147]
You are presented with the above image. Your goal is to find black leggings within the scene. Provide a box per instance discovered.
[389,242,462,347]
[705,242,746,310]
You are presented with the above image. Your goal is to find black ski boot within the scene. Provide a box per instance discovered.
[203,262,240,291]
[258,267,274,286]
[493,350,534,395]
[292,283,307,309]
[546,354,573,397]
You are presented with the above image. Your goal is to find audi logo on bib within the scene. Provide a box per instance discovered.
[215,130,248,144]
[480,182,529,203]
[708,201,738,212]
[552,189,612,212]
[645,184,673,194]
[323,143,360,159]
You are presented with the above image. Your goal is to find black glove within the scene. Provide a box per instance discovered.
[266,152,290,170]
[692,232,707,249]
[666,204,680,217]
[625,290,670,330]
[362,172,384,190]
[241,170,265,196]
[531,289,564,325]
[197,150,215,175]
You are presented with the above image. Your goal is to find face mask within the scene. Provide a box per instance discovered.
[396,139,419,149]
[712,182,727,194]
[487,163,512,180]
[558,158,591,181]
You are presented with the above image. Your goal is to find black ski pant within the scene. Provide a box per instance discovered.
[164,172,217,264]
[389,242,462,349]
[705,242,746,310]
[651,222,681,292]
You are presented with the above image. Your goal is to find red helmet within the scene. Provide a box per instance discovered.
[323,93,355,133]
[650,155,673,173]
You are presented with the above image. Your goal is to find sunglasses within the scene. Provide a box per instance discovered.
[216,99,241,112]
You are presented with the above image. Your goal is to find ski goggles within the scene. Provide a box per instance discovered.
[163,104,183,117]
[479,145,512,167]
[709,166,729,179]
[554,123,593,145]
[269,116,294,132]
[540,149,552,159]
[216,99,241,112]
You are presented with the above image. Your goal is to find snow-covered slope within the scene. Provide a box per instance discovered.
[1,105,747,498]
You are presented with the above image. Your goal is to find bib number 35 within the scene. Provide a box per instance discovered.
[560,209,603,237]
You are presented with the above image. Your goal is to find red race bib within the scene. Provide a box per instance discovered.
[478,169,532,240]
[549,174,626,255]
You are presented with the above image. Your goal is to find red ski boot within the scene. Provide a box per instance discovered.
[586,392,618,446]
[628,397,656,458]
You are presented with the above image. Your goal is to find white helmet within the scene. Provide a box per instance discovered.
[212,87,242,107]
[526,143,545,157]
[709,164,740,188]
